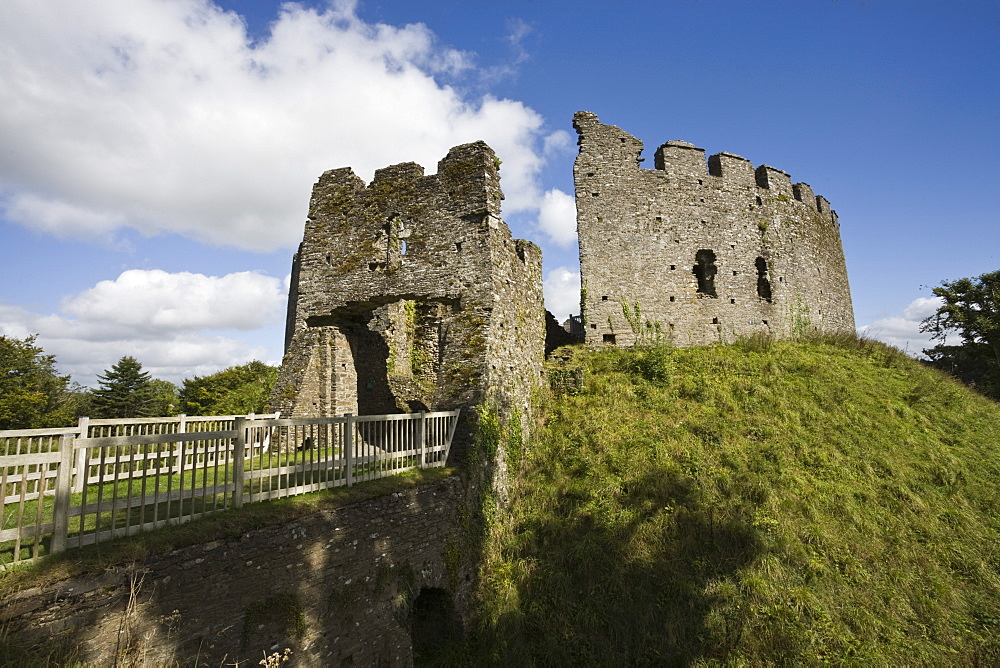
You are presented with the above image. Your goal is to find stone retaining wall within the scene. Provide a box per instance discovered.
[1,476,467,667]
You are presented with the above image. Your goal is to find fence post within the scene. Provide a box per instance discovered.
[72,416,89,493]
[233,417,245,509]
[176,414,187,471]
[51,434,75,555]
[445,409,461,462]
[345,413,354,487]
[418,411,426,468]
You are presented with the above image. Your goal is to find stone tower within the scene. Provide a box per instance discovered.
[573,111,854,347]
[270,141,545,423]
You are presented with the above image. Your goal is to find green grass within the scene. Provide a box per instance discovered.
[468,335,1000,665]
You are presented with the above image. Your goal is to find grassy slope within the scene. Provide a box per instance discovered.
[471,336,1000,665]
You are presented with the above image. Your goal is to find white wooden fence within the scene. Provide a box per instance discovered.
[0,410,459,568]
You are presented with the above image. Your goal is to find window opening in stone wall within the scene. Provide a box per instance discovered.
[603,334,616,344]
[756,257,773,302]
[670,265,675,270]
[384,219,395,265]
[401,241,408,255]
[756,196,763,206]
[693,249,718,297]
[602,295,608,301]
[455,242,462,252]
[669,296,675,302]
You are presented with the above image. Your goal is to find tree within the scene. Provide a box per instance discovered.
[920,270,1000,368]
[923,341,999,399]
[921,270,1000,400]
[0,334,73,429]
[179,361,278,416]
[91,356,155,418]
[148,379,180,417]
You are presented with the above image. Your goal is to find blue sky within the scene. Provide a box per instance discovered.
[1,0,997,386]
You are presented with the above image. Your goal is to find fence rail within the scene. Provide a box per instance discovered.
[0,410,459,568]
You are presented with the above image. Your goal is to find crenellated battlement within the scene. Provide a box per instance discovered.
[653,140,706,176]
[707,152,755,187]
[573,111,854,348]
[754,165,793,196]
[573,111,834,215]
[371,161,424,184]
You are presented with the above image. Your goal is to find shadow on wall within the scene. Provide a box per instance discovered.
[411,587,465,663]
[0,478,470,666]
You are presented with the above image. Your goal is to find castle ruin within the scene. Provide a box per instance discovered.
[269,141,545,431]
[573,111,854,346]
[270,113,855,422]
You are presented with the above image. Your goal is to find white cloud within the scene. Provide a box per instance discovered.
[537,188,577,247]
[0,0,558,251]
[543,130,573,157]
[0,269,284,386]
[62,270,283,337]
[902,297,943,321]
[543,266,581,322]
[857,296,944,357]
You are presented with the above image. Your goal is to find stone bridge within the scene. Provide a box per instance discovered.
[1,475,468,666]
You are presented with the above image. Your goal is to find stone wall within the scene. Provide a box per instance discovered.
[0,477,468,667]
[574,111,854,347]
[269,142,545,452]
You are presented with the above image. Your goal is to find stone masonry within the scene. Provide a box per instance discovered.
[0,477,468,667]
[574,111,854,347]
[269,141,545,434]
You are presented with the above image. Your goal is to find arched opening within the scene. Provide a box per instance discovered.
[693,249,717,297]
[411,587,463,663]
[755,257,773,302]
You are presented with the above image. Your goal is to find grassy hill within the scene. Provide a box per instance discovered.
[465,335,1000,665]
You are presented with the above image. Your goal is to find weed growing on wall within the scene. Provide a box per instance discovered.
[790,293,813,338]
[622,299,666,346]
